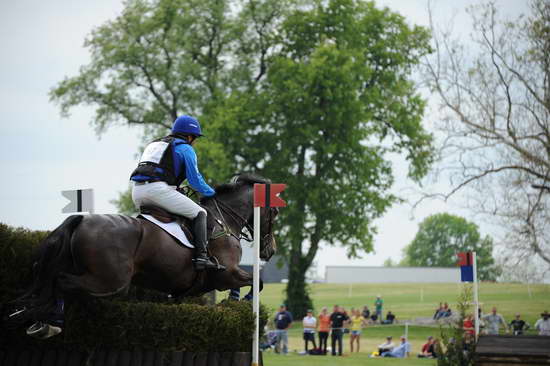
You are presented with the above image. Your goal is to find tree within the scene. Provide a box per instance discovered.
[50,0,434,317]
[218,0,434,316]
[403,213,500,281]
[423,0,550,269]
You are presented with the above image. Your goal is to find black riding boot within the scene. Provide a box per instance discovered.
[192,212,225,271]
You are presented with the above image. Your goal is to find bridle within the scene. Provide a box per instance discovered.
[209,193,276,254]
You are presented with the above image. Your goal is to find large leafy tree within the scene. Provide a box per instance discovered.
[402,213,501,281]
[51,0,434,316]
[215,0,434,315]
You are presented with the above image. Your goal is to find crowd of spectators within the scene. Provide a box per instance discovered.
[267,297,550,358]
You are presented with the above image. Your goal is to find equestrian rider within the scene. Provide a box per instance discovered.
[130,115,222,271]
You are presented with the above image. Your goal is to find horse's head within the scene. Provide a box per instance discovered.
[205,173,279,261]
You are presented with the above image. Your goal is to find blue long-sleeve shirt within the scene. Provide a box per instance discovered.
[174,143,215,197]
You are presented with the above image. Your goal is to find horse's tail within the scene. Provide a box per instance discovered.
[5,214,84,325]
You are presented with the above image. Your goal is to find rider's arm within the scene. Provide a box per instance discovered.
[179,144,215,197]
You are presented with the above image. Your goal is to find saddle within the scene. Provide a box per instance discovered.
[139,205,195,242]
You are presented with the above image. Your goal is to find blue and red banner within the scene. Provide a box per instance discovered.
[457,252,474,282]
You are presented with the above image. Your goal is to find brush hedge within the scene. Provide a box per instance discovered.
[0,222,267,352]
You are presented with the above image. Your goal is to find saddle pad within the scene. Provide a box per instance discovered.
[139,214,194,249]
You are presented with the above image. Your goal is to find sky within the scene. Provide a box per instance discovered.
[0,0,531,278]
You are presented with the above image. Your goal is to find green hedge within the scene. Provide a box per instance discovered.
[0,222,268,352]
[0,223,49,303]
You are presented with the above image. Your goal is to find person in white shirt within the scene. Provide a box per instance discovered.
[535,310,550,336]
[378,336,395,355]
[303,309,317,352]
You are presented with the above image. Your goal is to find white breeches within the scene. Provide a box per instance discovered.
[132,181,205,219]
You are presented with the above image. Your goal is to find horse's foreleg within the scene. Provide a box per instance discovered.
[243,279,264,301]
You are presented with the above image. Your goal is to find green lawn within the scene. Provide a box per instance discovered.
[218,282,550,366]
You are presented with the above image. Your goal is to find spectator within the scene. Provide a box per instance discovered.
[382,336,411,358]
[535,310,550,336]
[317,307,330,354]
[274,304,293,355]
[377,336,395,355]
[510,313,530,335]
[382,311,396,325]
[436,302,452,319]
[302,309,317,353]
[481,307,509,335]
[417,336,436,358]
[349,308,366,353]
[433,302,443,319]
[330,305,349,356]
[374,295,384,323]
[362,305,371,321]
[370,313,378,323]
[463,314,475,336]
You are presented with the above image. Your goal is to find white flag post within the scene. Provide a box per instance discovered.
[252,205,261,366]
[473,251,480,341]
[252,183,286,366]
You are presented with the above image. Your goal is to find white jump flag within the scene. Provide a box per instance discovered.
[61,189,94,214]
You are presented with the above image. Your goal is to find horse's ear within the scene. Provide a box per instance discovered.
[230,175,240,184]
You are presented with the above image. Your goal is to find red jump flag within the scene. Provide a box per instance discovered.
[253,184,287,207]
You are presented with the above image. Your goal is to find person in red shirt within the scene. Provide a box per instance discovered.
[463,314,475,336]
[417,336,436,358]
[317,307,331,354]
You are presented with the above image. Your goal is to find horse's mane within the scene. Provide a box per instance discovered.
[201,173,271,203]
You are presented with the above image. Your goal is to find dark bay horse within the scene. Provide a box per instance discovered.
[6,174,277,334]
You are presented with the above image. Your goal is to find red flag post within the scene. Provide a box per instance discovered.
[252,184,286,366]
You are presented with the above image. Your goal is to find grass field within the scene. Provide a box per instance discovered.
[219,282,550,365]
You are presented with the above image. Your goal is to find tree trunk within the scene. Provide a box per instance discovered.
[285,255,312,320]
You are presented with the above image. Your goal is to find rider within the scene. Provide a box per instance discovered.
[130,115,222,271]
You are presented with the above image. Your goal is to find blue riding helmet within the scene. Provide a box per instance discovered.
[172,115,203,137]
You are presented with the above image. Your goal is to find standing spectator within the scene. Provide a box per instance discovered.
[481,307,509,335]
[382,336,411,358]
[382,311,396,324]
[362,305,371,321]
[274,304,293,355]
[374,295,384,323]
[417,336,436,358]
[510,313,530,335]
[330,305,349,356]
[349,308,366,353]
[317,307,330,354]
[535,310,550,336]
[463,314,475,336]
[302,309,317,353]
[377,336,395,355]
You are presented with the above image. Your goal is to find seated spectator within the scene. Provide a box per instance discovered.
[362,305,371,320]
[382,336,411,358]
[436,302,452,319]
[377,336,395,355]
[370,313,378,323]
[382,311,396,324]
[510,313,530,335]
[417,336,436,358]
[433,302,443,320]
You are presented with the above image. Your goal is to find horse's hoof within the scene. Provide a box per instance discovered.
[26,321,62,339]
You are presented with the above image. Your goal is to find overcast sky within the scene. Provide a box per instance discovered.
[0,0,530,276]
